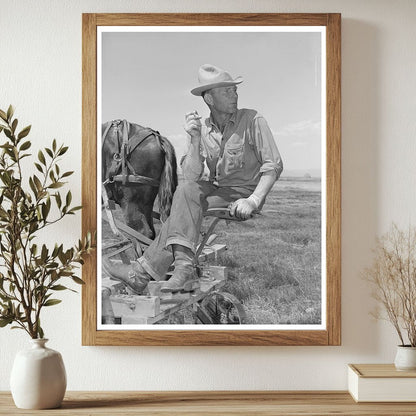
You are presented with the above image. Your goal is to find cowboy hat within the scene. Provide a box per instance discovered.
[191,64,243,96]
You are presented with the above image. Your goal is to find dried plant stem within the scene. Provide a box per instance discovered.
[363,224,416,346]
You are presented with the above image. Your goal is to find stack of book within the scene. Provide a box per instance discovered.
[348,364,416,402]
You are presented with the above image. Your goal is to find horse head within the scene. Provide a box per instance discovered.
[102,120,177,241]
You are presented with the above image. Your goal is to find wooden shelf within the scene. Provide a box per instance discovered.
[2,391,416,415]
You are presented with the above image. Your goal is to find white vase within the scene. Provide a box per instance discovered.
[394,345,416,371]
[10,339,67,409]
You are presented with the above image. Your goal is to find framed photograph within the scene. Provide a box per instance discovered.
[82,13,341,346]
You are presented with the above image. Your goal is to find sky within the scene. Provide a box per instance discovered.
[100,28,324,176]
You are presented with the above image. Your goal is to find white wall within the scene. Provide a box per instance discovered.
[1,0,416,391]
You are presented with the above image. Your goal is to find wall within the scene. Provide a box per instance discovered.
[1,0,415,391]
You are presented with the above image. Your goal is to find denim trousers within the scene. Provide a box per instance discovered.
[138,180,253,281]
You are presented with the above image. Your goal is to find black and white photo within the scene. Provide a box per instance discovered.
[98,27,325,329]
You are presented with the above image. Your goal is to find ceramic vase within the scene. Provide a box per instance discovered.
[10,338,67,409]
[394,345,416,371]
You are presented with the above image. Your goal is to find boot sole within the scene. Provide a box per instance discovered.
[109,276,148,295]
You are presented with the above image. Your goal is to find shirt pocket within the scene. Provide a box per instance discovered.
[223,141,245,173]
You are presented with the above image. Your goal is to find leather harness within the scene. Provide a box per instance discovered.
[101,119,162,238]
[102,119,161,188]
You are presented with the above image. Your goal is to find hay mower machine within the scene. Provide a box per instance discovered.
[101,206,247,326]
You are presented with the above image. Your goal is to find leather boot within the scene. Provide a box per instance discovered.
[161,245,200,293]
[102,258,152,295]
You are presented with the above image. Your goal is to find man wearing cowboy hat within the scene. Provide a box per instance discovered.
[104,64,283,294]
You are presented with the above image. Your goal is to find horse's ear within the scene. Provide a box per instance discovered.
[102,121,111,137]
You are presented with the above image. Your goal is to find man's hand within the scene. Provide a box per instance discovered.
[228,198,257,220]
[184,111,202,140]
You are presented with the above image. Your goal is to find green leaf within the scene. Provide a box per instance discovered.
[51,244,59,258]
[34,162,43,173]
[69,206,82,213]
[29,222,39,234]
[33,175,43,192]
[38,150,46,165]
[45,148,53,158]
[19,140,31,151]
[65,191,72,207]
[50,285,68,291]
[41,202,50,221]
[53,244,64,258]
[4,129,12,140]
[43,299,62,307]
[38,190,47,200]
[31,244,38,256]
[48,182,64,189]
[55,192,62,208]
[0,317,13,327]
[0,109,7,122]
[52,139,57,152]
[41,244,48,262]
[58,250,67,264]
[71,276,85,285]
[17,125,31,140]
[58,146,68,156]
[6,105,14,122]
[61,171,74,178]
[29,177,37,197]
[11,118,18,133]
[38,325,44,339]
[50,270,58,281]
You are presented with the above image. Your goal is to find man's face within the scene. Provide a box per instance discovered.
[207,85,238,114]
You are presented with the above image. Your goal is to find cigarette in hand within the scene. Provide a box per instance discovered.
[192,111,202,120]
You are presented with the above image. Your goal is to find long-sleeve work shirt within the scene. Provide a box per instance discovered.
[181,108,283,190]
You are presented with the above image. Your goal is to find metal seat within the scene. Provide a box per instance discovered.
[195,207,253,266]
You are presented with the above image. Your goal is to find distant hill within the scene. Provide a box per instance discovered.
[280,169,321,178]
[177,170,322,182]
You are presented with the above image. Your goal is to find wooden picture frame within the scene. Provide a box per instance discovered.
[82,13,341,346]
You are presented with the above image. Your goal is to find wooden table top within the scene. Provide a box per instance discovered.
[1,391,416,415]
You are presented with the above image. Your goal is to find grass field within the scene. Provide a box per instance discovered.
[102,177,322,325]
[201,178,322,325]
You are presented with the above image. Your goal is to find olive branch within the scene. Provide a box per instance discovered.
[0,105,94,339]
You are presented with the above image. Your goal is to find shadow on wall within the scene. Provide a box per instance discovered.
[341,19,381,355]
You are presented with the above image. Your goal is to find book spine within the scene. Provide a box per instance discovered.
[347,366,359,402]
